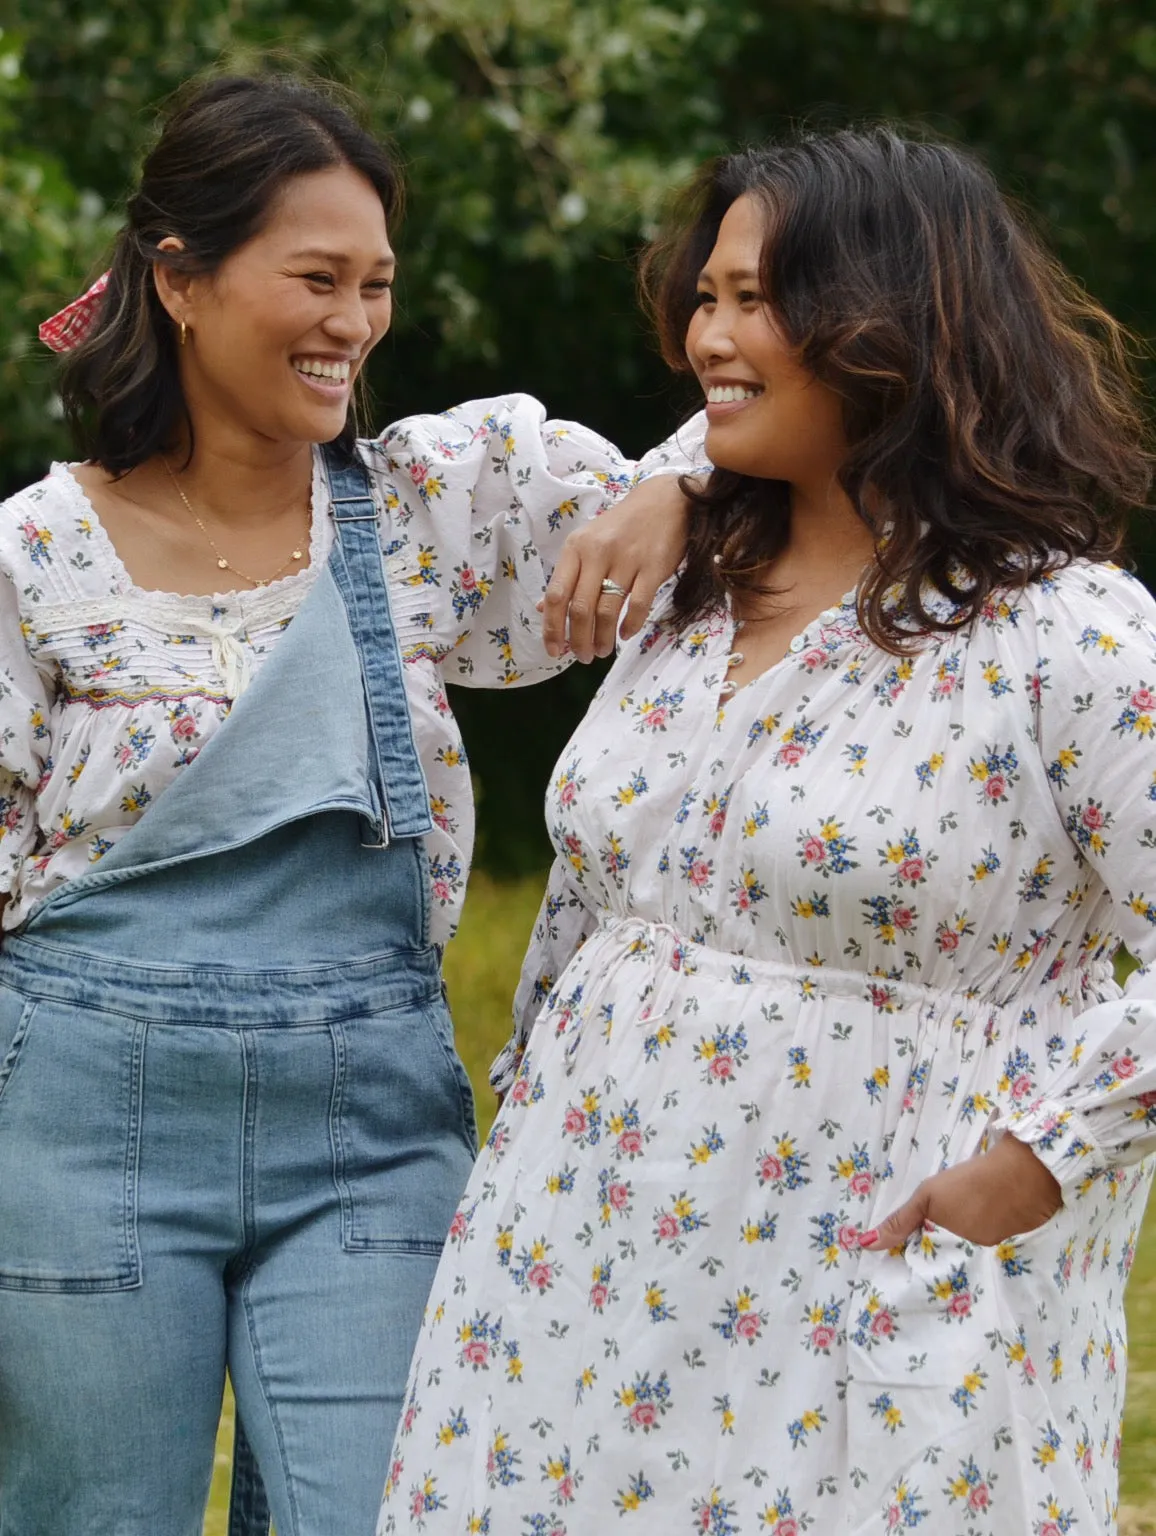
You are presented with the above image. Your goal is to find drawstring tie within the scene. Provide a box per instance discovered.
[557,917,689,1075]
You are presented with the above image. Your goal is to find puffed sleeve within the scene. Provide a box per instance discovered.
[489,856,601,1095]
[0,568,51,897]
[364,394,706,689]
[994,563,1156,1189]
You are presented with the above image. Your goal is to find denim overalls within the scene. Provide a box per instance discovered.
[0,451,477,1536]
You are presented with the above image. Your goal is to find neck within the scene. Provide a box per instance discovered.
[783,477,876,574]
[154,418,316,528]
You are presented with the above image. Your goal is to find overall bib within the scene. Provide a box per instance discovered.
[0,452,477,1536]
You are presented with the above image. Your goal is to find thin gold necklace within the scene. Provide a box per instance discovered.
[162,458,308,589]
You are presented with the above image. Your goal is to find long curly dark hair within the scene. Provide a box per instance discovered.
[641,127,1152,651]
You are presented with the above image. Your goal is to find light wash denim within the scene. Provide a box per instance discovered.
[0,453,477,1536]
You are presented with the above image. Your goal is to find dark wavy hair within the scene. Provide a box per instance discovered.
[61,74,403,474]
[641,127,1153,650]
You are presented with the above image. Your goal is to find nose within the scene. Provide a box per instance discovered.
[323,287,375,349]
[688,304,736,367]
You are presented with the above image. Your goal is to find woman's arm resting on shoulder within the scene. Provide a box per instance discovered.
[368,395,706,686]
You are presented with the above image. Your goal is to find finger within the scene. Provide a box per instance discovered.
[542,544,582,657]
[859,1187,930,1252]
[566,557,613,665]
[590,573,636,658]
[620,568,661,641]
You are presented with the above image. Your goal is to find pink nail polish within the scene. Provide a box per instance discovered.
[858,1228,879,1247]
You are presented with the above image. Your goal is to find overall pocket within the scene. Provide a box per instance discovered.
[330,996,477,1254]
[0,993,145,1291]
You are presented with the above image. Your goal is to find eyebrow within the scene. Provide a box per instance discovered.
[288,248,397,269]
[697,266,761,285]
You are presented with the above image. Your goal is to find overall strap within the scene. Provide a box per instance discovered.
[322,445,433,841]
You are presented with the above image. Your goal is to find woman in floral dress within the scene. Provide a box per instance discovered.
[378,128,1155,1536]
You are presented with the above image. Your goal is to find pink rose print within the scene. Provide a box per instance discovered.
[708,1055,735,1081]
[811,1324,837,1351]
[849,1170,874,1198]
[563,1107,588,1135]
[947,1292,972,1319]
[607,1182,630,1211]
[462,1339,489,1368]
[1133,687,1156,711]
[802,835,825,864]
[1113,1054,1138,1080]
[527,1262,554,1291]
[837,1224,860,1252]
[967,1483,991,1513]
[630,1402,658,1430]
[735,1311,762,1342]
[897,857,924,883]
[655,1213,680,1242]
[618,1129,643,1157]
[870,1308,896,1339]
[458,566,478,593]
[984,774,1007,800]
[1082,803,1106,830]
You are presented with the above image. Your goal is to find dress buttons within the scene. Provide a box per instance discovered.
[788,635,805,653]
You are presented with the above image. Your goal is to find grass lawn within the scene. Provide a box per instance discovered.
[204,874,1156,1533]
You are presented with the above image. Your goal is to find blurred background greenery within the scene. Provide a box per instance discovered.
[2,0,1154,868]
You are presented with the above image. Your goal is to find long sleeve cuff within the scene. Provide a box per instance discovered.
[994,1097,1106,1194]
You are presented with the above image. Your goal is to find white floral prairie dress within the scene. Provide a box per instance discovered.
[379,561,1156,1536]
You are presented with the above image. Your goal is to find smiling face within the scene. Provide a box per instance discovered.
[171,163,395,451]
[686,193,849,494]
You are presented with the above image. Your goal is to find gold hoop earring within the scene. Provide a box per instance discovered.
[179,320,188,347]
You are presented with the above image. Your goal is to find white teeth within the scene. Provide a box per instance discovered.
[707,385,761,404]
[295,359,351,384]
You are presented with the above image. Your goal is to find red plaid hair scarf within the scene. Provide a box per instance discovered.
[38,271,110,352]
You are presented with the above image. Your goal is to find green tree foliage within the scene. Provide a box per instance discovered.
[2,0,1153,870]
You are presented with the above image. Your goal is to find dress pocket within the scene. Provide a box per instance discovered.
[0,992,144,1291]
[330,997,477,1254]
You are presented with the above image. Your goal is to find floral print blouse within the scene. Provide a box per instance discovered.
[0,395,700,940]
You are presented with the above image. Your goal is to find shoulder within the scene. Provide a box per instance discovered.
[359,394,547,462]
[0,464,93,588]
[1005,561,1156,654]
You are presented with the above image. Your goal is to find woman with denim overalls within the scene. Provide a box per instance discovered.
[0,77,698,1536]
